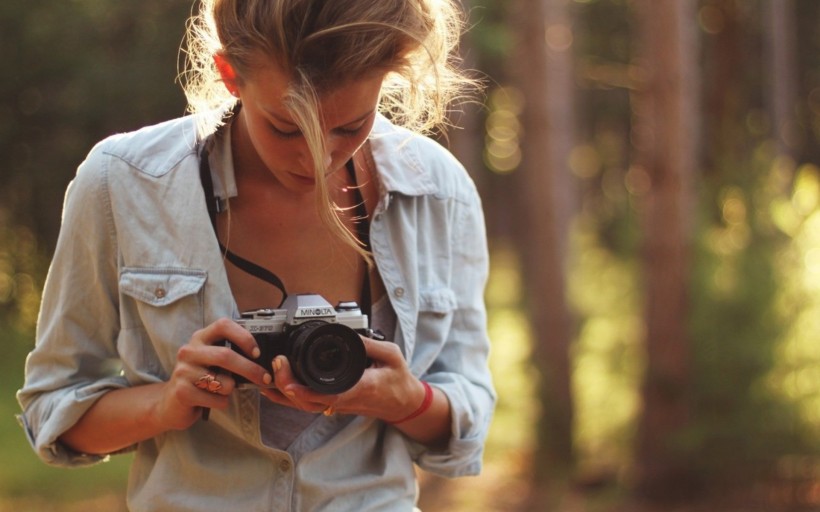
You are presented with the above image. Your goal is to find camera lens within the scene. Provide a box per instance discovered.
[288,321,367,394]
[310,336,347,373]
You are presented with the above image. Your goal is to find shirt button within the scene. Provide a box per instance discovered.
[394,287,405,298]
[154,287,166,299]
[279,459,291,472]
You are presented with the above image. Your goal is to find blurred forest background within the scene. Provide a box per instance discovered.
[1,0,819,510]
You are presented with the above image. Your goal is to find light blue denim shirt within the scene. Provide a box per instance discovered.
[17,113,495,511]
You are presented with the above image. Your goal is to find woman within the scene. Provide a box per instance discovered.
[18,0,495,510]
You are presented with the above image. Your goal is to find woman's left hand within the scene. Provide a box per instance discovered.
[260,336,451,446]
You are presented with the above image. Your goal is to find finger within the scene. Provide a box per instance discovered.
[191,344,272,389]
[261,374,339,415]
[183,375,230,409]
[195,318,260,359]
[272,356,303,398]
[272,356,327,409]
[361,336,403,365]
[192,371,236,396]
[259,386,288,404]
[197,391,230,411]
[260,385,329,409]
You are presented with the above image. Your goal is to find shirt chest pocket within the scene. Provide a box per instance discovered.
[413,287,458,357]
[118,268,208,382]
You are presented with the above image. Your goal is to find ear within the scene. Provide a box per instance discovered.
[214,53,240,97]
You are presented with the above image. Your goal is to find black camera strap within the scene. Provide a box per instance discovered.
[198,143,372,316]
[347,159,373,318]
[199,146,289,303]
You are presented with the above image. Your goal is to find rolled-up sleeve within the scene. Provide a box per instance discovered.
[413,186,496,477]
[17,141,129,467]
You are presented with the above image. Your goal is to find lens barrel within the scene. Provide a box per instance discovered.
[288,321,367,394]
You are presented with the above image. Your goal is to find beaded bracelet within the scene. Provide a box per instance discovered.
[388,381,433,425]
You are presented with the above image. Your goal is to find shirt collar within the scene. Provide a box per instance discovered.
[369,114,438,197]
[205,117,239,201]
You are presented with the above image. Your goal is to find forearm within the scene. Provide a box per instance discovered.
[59,383,170,455]
[390,383,452,449]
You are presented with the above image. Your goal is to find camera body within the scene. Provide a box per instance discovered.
[227,294,371,394]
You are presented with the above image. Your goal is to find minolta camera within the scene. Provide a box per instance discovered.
[227,294,373,394]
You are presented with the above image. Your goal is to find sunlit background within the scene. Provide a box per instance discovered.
[1,1,819,511]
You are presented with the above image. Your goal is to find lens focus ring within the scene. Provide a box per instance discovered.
[288,321,367,394]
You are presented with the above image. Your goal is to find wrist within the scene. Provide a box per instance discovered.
[387,380,434,425]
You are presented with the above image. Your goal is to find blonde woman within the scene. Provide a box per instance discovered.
[18,1,495,510]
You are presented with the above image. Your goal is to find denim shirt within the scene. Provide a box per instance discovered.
[17,113,495,511]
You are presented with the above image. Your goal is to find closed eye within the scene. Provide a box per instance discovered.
[334,114,374,137]
[270,124,302,139]
[334,124,366,137]
[269,111,373,139]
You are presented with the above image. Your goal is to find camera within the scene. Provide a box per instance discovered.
[226,294,373,394]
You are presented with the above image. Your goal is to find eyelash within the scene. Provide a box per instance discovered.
[270,124,365,140]
[336,126,365,138]
[271,126,302,139]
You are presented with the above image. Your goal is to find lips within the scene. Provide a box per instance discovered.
[289,172,315,186]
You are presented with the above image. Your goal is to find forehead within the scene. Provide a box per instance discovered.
[243,60,291,100]
[244,62,384,124]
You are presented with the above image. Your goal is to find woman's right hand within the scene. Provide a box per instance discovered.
[59,318,273,455]
[159,318,274,430]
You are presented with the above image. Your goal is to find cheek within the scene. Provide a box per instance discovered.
[335,136,365,157]
[334,119,377,158]
[329,137,369,171]
[255,132,305,165]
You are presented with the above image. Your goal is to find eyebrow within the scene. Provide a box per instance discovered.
[265,107,375,129]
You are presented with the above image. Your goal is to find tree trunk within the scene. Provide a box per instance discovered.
[510,0,577,480]
[763,0,799,160]
[701,0,744,171]
[632,0,699,501]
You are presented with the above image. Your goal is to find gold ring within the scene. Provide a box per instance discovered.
[195,373,223,393]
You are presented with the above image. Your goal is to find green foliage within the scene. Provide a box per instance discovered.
[687,149,820,485]
[563,144,820,492]
[0,1,193,506]
[0,212,46,331]
[568,220,643,475]
[1,324,131,505]
[466,0,512,66]
[1,0,191,248]
[484,245,539,461]
[690,204,792,481]
[561,1,820,496]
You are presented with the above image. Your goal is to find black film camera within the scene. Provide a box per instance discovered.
[227,294,373,394]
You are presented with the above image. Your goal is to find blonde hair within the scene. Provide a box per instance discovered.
[181,0,475,260]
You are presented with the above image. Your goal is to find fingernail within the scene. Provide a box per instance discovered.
[252,347,261,359]
[273,357,283,372]
[284,388,296,398]
[262,373,272,385]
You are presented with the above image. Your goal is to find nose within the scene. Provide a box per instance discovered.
[298,152,333,175]
[298,137,342,174]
